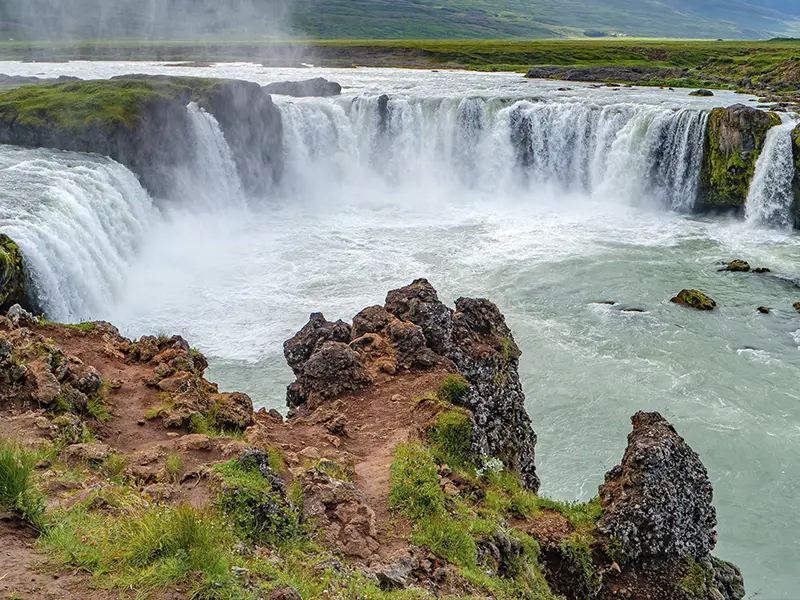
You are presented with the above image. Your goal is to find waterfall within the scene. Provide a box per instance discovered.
[173,102,244,209]
[745,118,798,229]
[0,145,157,322]
[275,96,708,210]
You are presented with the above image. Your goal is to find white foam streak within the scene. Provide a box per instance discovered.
[745,118,798,229]
[0,147,157,321]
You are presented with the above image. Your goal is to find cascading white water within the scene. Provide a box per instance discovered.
[0,145,157,322]
[745,117,798,229]
[174,102,244,208]
[277,96,709,211]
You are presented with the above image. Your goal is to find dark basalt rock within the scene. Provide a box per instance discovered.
[293,341,372,408]
[284,279,540,491]
[385,279,454,356]
[263,78,342,97]
[384,279,540,492]
[200,79,283,194]
[757,306,770,314]
[689,89,714,97]
[283,312,352,377]
[598,411,717,560]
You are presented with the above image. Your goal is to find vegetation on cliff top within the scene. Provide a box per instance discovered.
[0,77,225,131]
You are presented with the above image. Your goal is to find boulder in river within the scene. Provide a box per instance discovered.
[719,259,750,272]
[263,77,342,97]
[757,306,770,314]
[793,301,800,312]
[689,89,714,97]
[670,289,716,310]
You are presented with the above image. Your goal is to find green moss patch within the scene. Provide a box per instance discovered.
[0,76,224,133]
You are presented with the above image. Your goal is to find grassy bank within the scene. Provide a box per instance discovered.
[2,38,800,91]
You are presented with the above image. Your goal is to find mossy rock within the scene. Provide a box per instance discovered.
[698,105,780,209]
[793,301,800,313]
[719,259,750,272]
[790,123,800,229]
[0,234,26,312]
[670,289,716,311]
[757,306,770,314]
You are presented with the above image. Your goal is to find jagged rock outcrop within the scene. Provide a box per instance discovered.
[385,280,539,492]
[593,412,744,600]
[0,308,104,413]
[0,235,27,313]
[698,104,780,210]
[598,412,717,560]
[284,279,540,491]
[0,76,283,197]
[263,78,342,97]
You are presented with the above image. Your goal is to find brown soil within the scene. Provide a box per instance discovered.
[0,517,114,600]
[0,322,599,597]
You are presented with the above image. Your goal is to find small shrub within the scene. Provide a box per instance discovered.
[427,408,474,469]
[315,459,352,481]
[412,515,477,567]
[165,454,183,482]
[681,556,713,597]
[102,453,128,480]
[476,456,504,480]
[389,442,445,521]
[559,534,602,597]
[87,391,113,423]
[0,437,45,529]
[214,459,300,546]
[436,374,470,405]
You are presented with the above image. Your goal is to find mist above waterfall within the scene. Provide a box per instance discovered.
[0,0,297,41]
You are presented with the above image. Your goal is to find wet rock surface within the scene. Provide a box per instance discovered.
[699,104,780,209]
[671,289,716,310]
[263,77,342,97]
[0,236,27,313]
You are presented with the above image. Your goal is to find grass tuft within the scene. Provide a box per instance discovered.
[0,437,45,529]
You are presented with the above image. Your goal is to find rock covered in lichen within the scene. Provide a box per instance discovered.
[671,289,716,310]
[698,105,780,210]
[719,259,750,272]
[598,411,717,560]
[0,235,26,313]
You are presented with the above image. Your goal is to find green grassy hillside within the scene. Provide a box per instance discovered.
[1,0,800,41]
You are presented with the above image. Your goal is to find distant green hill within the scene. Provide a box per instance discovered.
[1,0,799,40]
